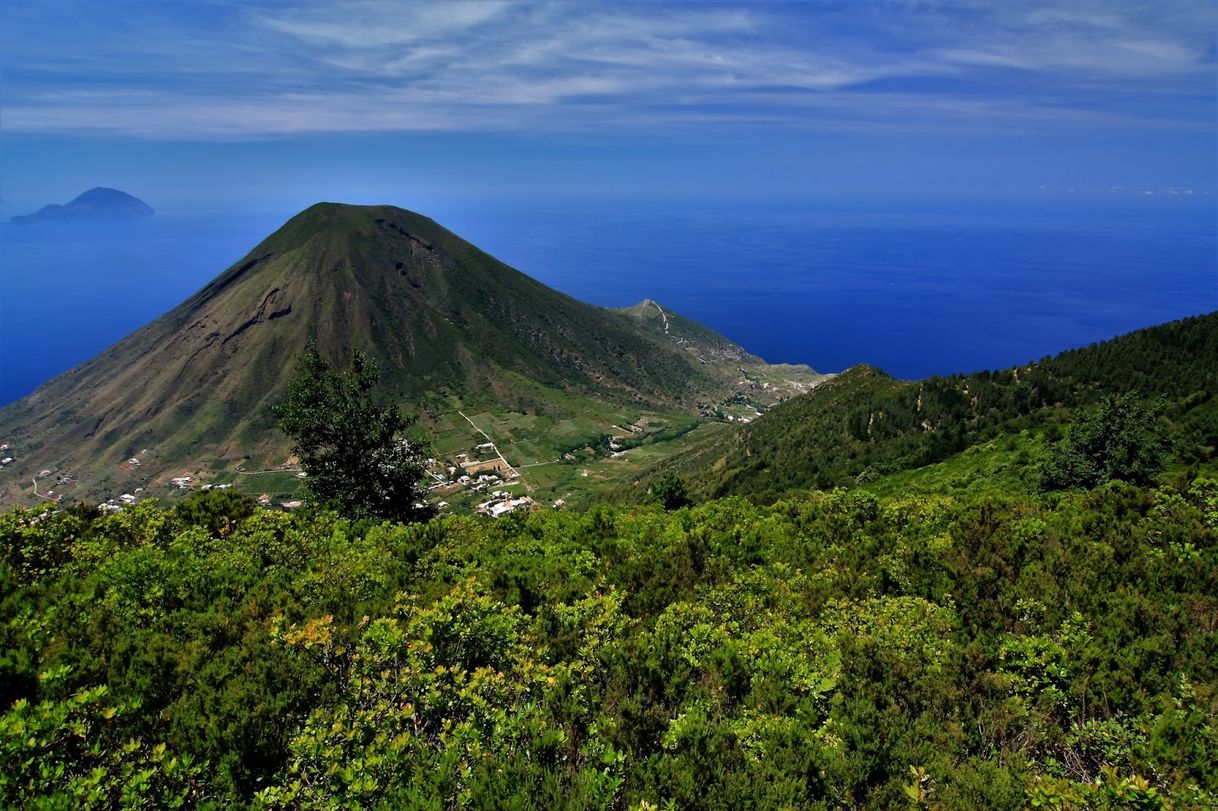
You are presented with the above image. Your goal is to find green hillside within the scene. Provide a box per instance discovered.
[638,313,1218,503]
[0,204,819,507]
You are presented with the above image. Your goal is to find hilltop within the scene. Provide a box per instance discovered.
[9,187,154,224]
[0,203,821,507]
[631,312,1218,502]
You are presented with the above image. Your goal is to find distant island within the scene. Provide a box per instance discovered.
[9,187,154,224]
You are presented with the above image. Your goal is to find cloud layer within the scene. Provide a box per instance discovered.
[2,0,1213,139]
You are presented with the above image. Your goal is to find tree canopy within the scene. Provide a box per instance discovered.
[1041,394,1168,491]
[272,343,432,524]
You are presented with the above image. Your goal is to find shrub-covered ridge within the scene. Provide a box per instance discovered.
[650,312,1218,501]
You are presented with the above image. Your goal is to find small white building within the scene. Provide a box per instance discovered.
[489,497,534,518]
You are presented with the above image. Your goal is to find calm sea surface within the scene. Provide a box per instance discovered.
[1,197,1214,406]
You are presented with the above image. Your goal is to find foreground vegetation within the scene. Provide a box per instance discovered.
[3,475,1216,808]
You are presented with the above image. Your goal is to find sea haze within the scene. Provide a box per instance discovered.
[1,197,1214,407]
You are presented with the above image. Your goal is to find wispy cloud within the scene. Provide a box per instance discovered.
[1,0,1212,139]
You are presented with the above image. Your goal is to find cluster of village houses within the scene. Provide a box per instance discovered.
[426,442,537,518]
[474,491,535,518]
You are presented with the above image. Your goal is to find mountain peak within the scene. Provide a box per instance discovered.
[77,186,140,202]
[253,203,443,254]
[10,187,153,224]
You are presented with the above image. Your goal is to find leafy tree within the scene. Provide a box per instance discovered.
[1041,394,1167,491]
[272,342,433,523]
[648,472,692,510]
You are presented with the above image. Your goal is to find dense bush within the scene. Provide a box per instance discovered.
[2,474,1215,808]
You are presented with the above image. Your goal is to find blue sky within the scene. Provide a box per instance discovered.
[1,0,1214,214]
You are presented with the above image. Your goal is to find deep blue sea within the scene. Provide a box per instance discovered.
[1,197,1214,407]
